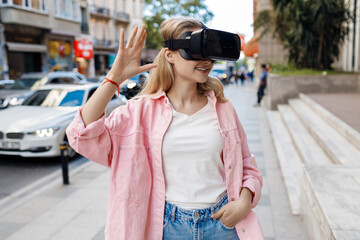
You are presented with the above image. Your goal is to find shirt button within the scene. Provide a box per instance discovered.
[229,165,232,169]
[195,212,199,218]
[224,134,228,137]
[231,197,235,201]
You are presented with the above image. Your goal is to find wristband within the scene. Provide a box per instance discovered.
[102,77,120,95]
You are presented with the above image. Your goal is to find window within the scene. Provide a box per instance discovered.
[54,0,80,21]
[23,89,85,107]
[32,0,40,10]
[12,0,22,6]
[4,0,47,12]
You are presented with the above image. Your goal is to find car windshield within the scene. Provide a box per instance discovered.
[7,76,47,90]
[22,89,85,107]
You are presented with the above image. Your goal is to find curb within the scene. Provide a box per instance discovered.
[0,159,93,216]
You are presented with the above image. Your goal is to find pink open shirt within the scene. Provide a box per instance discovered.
[66,90,264,240]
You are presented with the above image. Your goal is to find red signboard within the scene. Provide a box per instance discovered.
[74,39,93,59]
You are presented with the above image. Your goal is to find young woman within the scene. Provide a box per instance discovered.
[66,17,263,240]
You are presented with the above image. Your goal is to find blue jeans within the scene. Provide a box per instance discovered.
[163,193,240,240]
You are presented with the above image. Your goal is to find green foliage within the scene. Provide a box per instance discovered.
[144,0,214,50]
[254,0,353,70]
[270,63,358,75]
[238,58,248,68]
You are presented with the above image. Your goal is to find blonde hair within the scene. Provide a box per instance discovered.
[137,17,227,103]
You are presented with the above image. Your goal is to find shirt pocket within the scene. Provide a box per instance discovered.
[115,144,152,203]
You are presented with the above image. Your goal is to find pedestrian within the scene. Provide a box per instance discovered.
[250,69,255,82]
[234,70,239,85]
[239,70,246,85]
[66,17,263,240]
[254,64,268,107]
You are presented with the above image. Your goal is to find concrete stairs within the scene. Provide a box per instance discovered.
[267,93,360,239]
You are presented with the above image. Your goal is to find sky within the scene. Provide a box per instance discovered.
[204,0,254,42]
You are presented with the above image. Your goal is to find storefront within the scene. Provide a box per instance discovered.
[4,25,46,79]
[47,36,74,72]
[74,37,94,77]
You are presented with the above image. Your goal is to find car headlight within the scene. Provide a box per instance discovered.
[27,127,60,137]
[127,81,137,89]
[9,97,25,106]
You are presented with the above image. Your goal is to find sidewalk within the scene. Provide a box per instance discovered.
[0,82,308,240]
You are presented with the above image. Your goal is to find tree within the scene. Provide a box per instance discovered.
[254,0,353,70]
[144,0,214,50]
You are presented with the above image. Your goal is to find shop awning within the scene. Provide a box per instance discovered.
[243,37,259,57]
[6,42,47,53]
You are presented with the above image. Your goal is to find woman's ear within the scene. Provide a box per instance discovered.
[164,49,175,64]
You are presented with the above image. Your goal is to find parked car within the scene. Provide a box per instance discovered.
[0,79,15,89]
[0,83,127,158]
[120,72,149,99]
[87,75,106,83]
[0,71,88,109]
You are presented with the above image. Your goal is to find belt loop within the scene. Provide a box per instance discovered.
[171,204,176,222]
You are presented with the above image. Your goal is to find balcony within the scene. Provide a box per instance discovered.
[0,0,48,13]
[93,38,114,51]
[0,1,50,29]
[90,5,111,19]
[114,11,130,23]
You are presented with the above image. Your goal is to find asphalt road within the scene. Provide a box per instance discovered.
[0,154,88,201]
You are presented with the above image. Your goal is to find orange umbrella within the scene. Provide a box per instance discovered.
[238,34,245,51]
[243,36,259,57]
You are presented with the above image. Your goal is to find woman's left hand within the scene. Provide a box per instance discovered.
[211,188,253,228]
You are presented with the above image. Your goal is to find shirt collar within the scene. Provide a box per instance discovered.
[150,90,217,104]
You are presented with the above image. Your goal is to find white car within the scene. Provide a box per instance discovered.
[0,83,127,158]
[0,71,88,109]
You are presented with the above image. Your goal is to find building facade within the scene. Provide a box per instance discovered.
[340,0,360,72]
[0,0,144,79]
[254,0,360,73]
[89,0,144,76]
[253,0,288,73]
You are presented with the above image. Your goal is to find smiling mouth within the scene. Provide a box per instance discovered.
[195,67,209,71]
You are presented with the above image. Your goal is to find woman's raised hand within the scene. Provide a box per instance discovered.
[106,25,157,84]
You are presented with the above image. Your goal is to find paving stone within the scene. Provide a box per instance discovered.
[0,222,25,240]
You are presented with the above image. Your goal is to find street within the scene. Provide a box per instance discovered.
[0,81,309,240]
[0,155,88,201]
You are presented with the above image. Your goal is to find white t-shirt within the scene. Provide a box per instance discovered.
[162,96,226,209]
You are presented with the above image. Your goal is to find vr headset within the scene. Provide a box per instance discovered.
[163,27,240,62]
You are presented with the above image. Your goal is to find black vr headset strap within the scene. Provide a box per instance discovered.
[163,39,190,50]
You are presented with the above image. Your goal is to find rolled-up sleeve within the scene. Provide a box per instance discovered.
[66,107,114,167]
[233,106,263,208]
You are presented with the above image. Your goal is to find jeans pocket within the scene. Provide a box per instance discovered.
[219,219,235,230]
